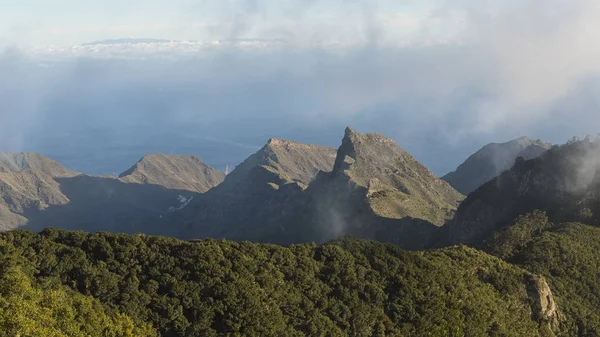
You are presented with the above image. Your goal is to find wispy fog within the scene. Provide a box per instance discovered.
[1,0,600,175]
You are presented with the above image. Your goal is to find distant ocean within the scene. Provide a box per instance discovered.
[27,128,262,176]
[19,121,464,177]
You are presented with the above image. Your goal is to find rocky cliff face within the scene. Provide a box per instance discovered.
[443,137,551,195]
[332,127,464,225]
[119,154,225,193]
[525,274,561,334]
[297,128,463,249]
[314,128,463,222]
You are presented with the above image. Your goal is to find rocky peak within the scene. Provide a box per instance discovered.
[0,153,78,231]
[119,153,225,193]
[266,137,324,149]
[223,138,337,189]
[314,127,463,227]
[333,127,419,185]
[169,138,337,242]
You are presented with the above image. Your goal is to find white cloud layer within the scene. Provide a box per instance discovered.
[1,0,600,175]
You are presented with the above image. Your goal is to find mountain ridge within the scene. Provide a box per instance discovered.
[443,137,600,246]
[118,153,225,193]
[0,152,78,177]
[288,127,464,249]
[4,131,600,336]
[168,137,338,240]
[327,127,463,225]
[442,137,552,194]
[0,152,224,233]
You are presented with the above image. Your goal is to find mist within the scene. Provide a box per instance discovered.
[1,0,600,175]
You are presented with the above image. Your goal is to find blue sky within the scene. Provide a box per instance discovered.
[0,0,439,46]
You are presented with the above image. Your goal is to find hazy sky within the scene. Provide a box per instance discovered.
[1,0,600,176]
[0,0,445,46]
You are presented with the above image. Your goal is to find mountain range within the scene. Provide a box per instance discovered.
[118,153,225,193]
[0,152,206,233]
[5,127,600,335]
[25,38,295,60]
[0,128,554,248]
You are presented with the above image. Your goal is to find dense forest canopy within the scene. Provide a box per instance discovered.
[0,228,559,337]
[486,212,600,336]
[0,254,156,336]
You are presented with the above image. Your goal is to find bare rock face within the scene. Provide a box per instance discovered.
[119,154,225,193]
[443,137,551,195]
[525,274,561,334]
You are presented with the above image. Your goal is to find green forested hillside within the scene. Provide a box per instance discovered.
[0,229,552,337]
[0,250,156,336]
[486,212,600,336]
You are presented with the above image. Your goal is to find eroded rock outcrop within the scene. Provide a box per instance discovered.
[525,274,561,334]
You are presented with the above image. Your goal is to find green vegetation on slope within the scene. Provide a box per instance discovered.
[442,137,551,195]
[0,229,551,337]
[486,212,600,336]
[0,244,156,336]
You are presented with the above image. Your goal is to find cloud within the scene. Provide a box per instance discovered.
[1,0,600,175]
[0,48,46,151]
[296,0,600,142]
[434,0,600,133]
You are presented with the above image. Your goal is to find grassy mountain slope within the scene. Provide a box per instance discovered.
[0,154,77,230]
[119,153,225,193]
[0,152,77,177]
[0,152,228,233]
[219,138,336,190]
[169,138,337,240]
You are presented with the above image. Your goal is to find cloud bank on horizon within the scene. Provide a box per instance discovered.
[1,0,600,175]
